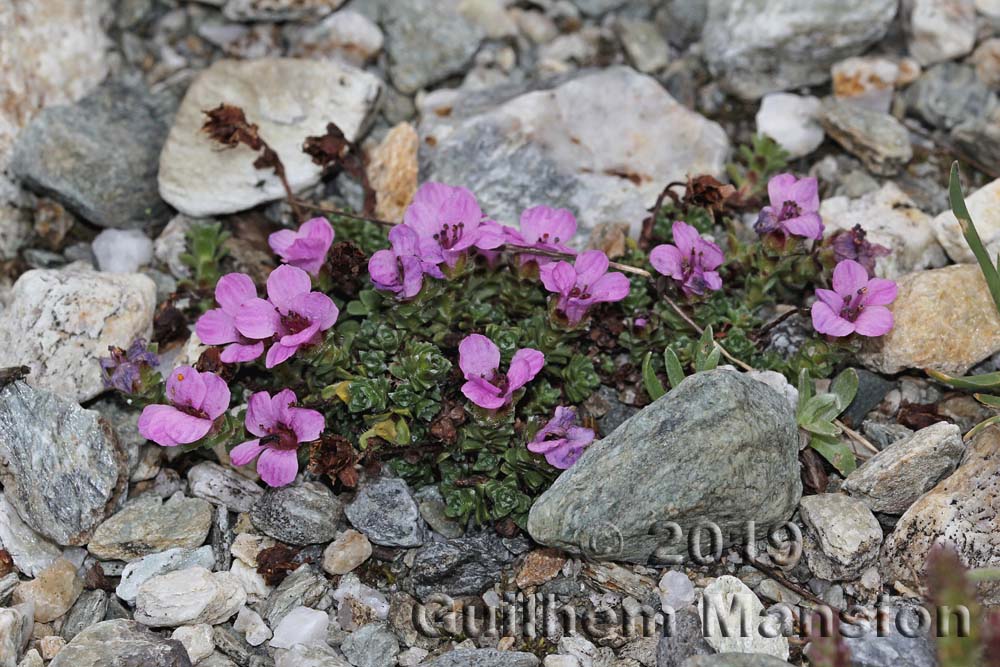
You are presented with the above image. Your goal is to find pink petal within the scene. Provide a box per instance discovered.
[562,300,590,325]
[565,425,595,449]
[697,238,725,271]
[506,348,545,393]
[864,278,898,306]
[539,261,576,294]
[256,448,299,487]
[702,271,722,292]
[138,404,213,447]
[832,260,869,296]
[400,256,424,298]
[811,302,855,338]
[474,219,506,250]
[574,250,609,286]
[280,321,320,348]
[265,343,298,368]
[196,309,239,346]
[197,372,231,419]
[458,334,501,378]
[546,443,585,469]
[461,377,507,409]
[853,306,894,337]
[671,221,699,256]
[272,388,298,426]
[783,213,824,240]
[266,265,312,313]
[215,273,257,314]
[288,408,325,442]
[166,366,206,409]
[767,173,797,207]
[230,439,265,466]
[589,272,631,303]
[234,298,279,340]
[246,390,278,437]
[814,288,844,312]
[527,436,562,455]
[290,292,338,330]
[789,176,820,212]
[388,225,419,256]
[220,341,264,364]
[268,229,297,255]
[649,244,683,279]
[369,249,401,291]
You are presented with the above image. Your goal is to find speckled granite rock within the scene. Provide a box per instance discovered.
[527,370,800,563]
[50,620,192,667]
[0,382,128,545]
[250,481,341,546]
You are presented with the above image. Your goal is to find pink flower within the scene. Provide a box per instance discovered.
[649,221,724,296]
[811,259,897,338]
[403,183,505,268]
[830,224,891,276]
[539,250,631,325]
[527,406,595,469]
[268,217,335,275]
[235,265,339,368]
[755,173,824,240]
[368,225,444,299]
[195,273,266,363]
[230,389,325,487]
[138,366,230,447]
[505,205,577,265]
[458,334,544,410]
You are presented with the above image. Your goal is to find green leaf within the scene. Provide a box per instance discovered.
[830,368,859,412]
[642,351,667,401]
[799,394,841,425]
[975,393,1000,409]
[664,348,686,389]
[802,419,841,437]
[810,434,857,476]
[796,369,814,417]
[950,161,1000,316]
[700,345,721,372]
[928,368,1000,391]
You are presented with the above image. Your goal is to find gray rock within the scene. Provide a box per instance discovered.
[380,0,485,94]
[158,58,382,218]
[0,606,27,667]
[134,567,246,628]
[862,421,914,451]
[117,546,216,604]
[188,462,263,513]
[656,607,712,667]
[799,494,883,581]
[89,494,213,561]
[420,67,729,241]
[346,477,425,548]
[423,650,539,667]
[222,0,344,21]
[702,0,897,100]
[906,0,976,66]
[836,618,936,667]
[882,425,1000,600]
[258,565,328,627]
[699,576,789,660]
[0,382,129,546]
[11,81,172,229]
[413,486,463,539]
[275,644,349,667]
[60,589,109,642]
[682,656,794,667]
[841,370,895,428]
[410,532,514,598]
[572,0,627,15]
[905,63,997,131]
[527,371,801,563]
[49,619,192,667]
[250,482,341,546]
[211,505,233,572]
[340,622,399,667]
[843,423,964,514]
[0,493,62,576]
[616,19,670,73]
[0,268,156,402]
[820,99,912,176]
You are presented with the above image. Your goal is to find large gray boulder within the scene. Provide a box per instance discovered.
[527,370,801,563]
[50,620,192,667]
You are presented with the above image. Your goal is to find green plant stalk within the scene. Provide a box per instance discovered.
[950,161,1000,315]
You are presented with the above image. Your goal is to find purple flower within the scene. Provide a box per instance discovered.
[403,183,505,268]
[649,221,724,296]
[830,225,891,277]
[539,250,631,325]
[527,406,595,469]
[755,173,824,240]
[229,389,325,487]
[368,225,445,299]
[506,205,577,265]
[268,217,335,275]
[458,334,544,410]
[195,273,266,363]
[235,265,339,368]
[811,259,897,338]
[138,366,230,447]
[100,338,159,394]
